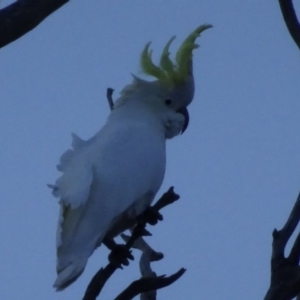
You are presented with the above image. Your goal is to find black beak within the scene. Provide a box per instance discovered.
[177,107,189,134]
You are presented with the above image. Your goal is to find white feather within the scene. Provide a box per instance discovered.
[51,88,186,290]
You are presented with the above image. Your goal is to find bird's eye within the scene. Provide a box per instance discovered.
[165,99,172,106]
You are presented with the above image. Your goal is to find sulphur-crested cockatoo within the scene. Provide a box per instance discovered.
[50,24,211,291]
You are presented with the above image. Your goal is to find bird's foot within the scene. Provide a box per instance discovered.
[108,244,134,269]
[138,206,163,226]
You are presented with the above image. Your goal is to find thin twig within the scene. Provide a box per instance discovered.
[279,0,300,50]
[114,268,186,300]
[121,233,164,299]
[120,234,164,277]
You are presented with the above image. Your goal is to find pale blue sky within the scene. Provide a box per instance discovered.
[1,1,300,299]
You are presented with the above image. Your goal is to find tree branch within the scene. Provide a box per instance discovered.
[0,0,69,49]
[271,192,300,262]
[121,232,164,299]
[82,187,182,300]
[82,265,116,300]
[278,0,300,50]
[83,225,149,300]
[114,268,186,300]
[264,193,300,300]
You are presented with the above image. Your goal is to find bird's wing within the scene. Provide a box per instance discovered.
[52,133,92,203]
[50,133,94,247]
[51,134,99,290]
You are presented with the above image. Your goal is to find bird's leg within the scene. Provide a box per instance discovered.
[102,237,134,269]
[102,188,179,269]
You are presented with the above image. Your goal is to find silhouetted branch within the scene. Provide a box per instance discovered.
[121,232,164,299]
[83,226,149,300]
[152,187,180,211]
[264,193,300,300]
[0,0,69,49]
[83,187,183,300]
[279,0,300,50]
[83,265,116,300]
[114,268,186,300]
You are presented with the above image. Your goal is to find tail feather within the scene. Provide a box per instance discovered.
[53,256,88,291]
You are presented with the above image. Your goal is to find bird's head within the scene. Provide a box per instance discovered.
[116,24,212,137]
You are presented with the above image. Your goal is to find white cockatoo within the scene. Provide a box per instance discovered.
[50,24,211,291]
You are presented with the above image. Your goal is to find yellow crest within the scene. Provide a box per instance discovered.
[140,24,212,86]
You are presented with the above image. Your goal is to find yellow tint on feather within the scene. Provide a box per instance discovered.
[140,24,212,86]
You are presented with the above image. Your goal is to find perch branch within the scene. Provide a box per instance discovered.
[114,268,186,300]
[121,232,164,299]
[264,193,300,300]
[0,0,69,49]
[120,233,164,277]
[278,0,300,50]
[83,187,182,300]
[83,226,149,300]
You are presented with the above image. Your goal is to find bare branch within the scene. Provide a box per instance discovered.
[83,265,116,300]
[114,268,186,300]
[152,186,180,211]
[279,0,300,50]
[121,233,164,299]
[120,234,164,277]
[264,193,300,300]
[83,226,149,300]
[82,187,183,300]
[272,193,300,261]
[289,231,300,264]
[0,0,69,49]
[265,4,300,298]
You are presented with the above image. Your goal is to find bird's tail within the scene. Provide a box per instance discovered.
[53,254,88,291]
